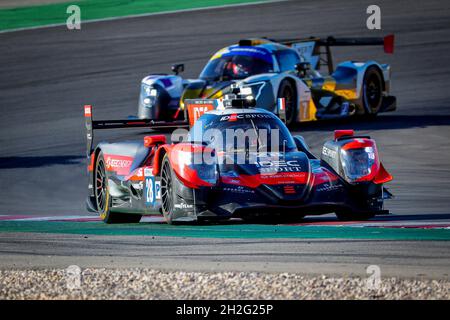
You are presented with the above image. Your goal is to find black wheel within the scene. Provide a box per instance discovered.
[160,154,176,224]
[94,152,141,224]
[277,80,297,126]
[335,211,375,221]
[362,67,383,116]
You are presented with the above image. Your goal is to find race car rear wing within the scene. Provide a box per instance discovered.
[271,34,394,73]
[84,105,189,156]
[85,95,286,156]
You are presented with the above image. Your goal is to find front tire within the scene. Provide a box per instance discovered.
[277,80,297,126]
[362,67,383,116]
[94,152,142,224]
[160,154,177,224]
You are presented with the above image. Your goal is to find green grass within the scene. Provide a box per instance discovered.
[0,0,269,31]
[0,221,449,240]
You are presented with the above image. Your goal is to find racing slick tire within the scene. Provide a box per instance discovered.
[160,153,180,225]
[94,152,142,224]
[335,211,375,221]
[277,79,297,126]
[362,66,383,116]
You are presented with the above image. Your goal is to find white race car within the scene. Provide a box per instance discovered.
[137,35,396,126]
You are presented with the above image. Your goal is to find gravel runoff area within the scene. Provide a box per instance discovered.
[0,268,448,300]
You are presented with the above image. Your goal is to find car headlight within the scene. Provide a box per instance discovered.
[142,83,158,96]
[140,84,158,107]
[340,146,377,183]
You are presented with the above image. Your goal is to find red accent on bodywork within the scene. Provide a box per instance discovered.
[284,185,296,194]
[176,165,213,189]
[374,162,393,184]
[341,138,375,151]
[144,135,166,147]
[103,154,134,176]
[125,167,146,181]
[88,152,95,171]
[334,129,354,140]
[152,145,173,176]
[384,34,394,54]
[187,103,215,127]
[173,108,181,119]
[221,172,309,188]
[312,168,340,186]
[169,143,214,189]
[126,121,146,125]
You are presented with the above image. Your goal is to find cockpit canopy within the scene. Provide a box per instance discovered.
[188,110,296,153]
[199,46,274,81]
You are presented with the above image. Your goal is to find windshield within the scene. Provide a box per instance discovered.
[199,47,274,81]
[188,113,296,153]
[275,49,301,72]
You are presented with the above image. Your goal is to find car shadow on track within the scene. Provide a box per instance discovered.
[0,155,84,169]
[139,213,450,226]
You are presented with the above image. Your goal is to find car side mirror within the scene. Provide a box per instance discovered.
[171,63,184,75]
[295,62,311,77]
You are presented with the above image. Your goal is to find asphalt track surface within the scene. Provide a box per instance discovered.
[0,0,450,278]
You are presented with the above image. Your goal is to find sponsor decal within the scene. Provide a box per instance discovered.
[225,178,240,184]
[187,102,215,127]
[316,183,343,192]
[105,155,133,175]
[144,167,153,177]
[145,177,155,205]
[155,180,161,200]
[132,181,144,191]
[223,186,255,194]
[174,203,194,209]
[292,41,319,68]
[255,160,303,173]
[322,146,337,158]
[220,113,274,122]
[224,47,273,64]
[259,172,307,181]
[145,177,161,206]
[106,157,133,168]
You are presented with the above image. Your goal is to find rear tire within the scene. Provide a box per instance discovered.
[277,80,297,126]
[362,67,383,116]
[94,152,142,224]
